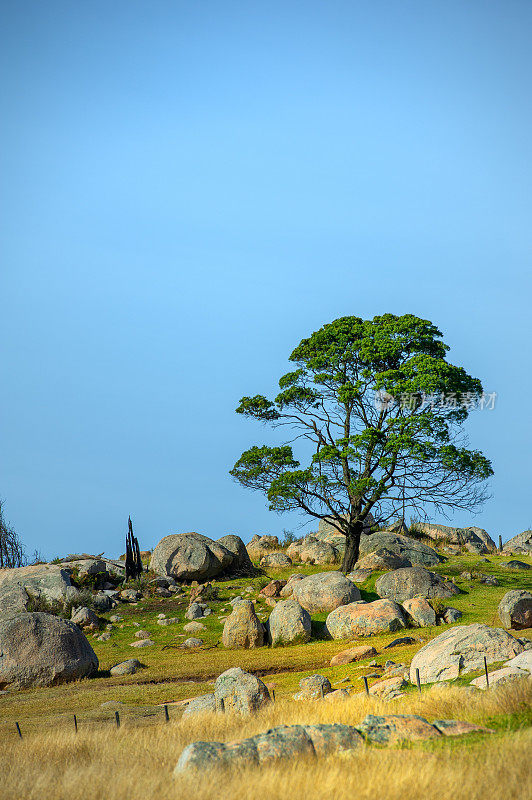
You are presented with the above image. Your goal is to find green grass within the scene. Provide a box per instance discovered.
[0,551,530,735]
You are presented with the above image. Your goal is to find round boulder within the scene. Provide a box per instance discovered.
[410,623,524,684]
[260,552,292,568]
[214,666,270,714]
[326,599,406,639]
[292,571,360,614]
[498,590,532,630]
[149,533,233,581]
[375,567,460,604]
[0,612,98,689]
[222,599,265,649]
[268,599,312,646]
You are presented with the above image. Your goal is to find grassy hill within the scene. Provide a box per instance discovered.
[1,550,531,800]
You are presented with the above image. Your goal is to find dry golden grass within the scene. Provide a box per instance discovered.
[1,680,530,800]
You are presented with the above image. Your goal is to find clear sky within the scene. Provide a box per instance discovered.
[1,1,531,559]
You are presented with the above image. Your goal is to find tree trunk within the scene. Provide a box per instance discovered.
[340,520,363,573]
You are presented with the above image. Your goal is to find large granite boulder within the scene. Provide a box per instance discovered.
[246,535,280,561]
[149,533,234,581]
[498,590,532,630]
[0,564,79,615]
[214,667,270,714]
[267,599,312,646]
[358,532,442,567]
[503,530,532,555]
[326,599,406,639]
[217,535,254,575]
[415,523,496,553]
[409,623,524,684]
[375,567,460,603]
[222,599,265,648]
[0,612,98,688]
[297,536,340,565]
[292,572,360,614]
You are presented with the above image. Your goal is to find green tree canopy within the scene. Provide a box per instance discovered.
[230,314,493,572]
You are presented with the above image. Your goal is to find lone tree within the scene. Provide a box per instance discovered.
[0,500,25,569]
[230,314,493,572]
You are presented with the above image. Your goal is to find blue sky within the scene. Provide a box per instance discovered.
[1,1,531,559]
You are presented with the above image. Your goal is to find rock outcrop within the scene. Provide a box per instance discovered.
[502,530,532,555]
[409,623,524,683]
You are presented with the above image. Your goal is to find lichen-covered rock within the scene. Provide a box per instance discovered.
[217,535,254,575]
[357,714,441,743]
[503,530,532,555]
[0,612,98,688]
[294,674,332,700]
[149,533,234,581]
[502,560,531,571]
[214,667,270,714]
[259,579,286,597]
[375,567,460,603]
[298,536,340,565]
[0,564,78,615]
[330,645,377,666]
[355,549,411,570]
[110,659,141,676]
[368,676,407,697]
[71,606,100,629]
[222,600,265,648]
[182,693,217,718]
[267,599,311,646]
[443,607,462,624]
[401,597,437,627]
[292,572,360,614]
[470,667,530,690]
[185,602,209,620]
[174,722,364,774]
[410,623,524,684]
[326,599,406,639]
[498,590,532,630]
[415,523,496,553]
[259,552,292,568]
[246,535,280,561]
[358,532,442,567]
